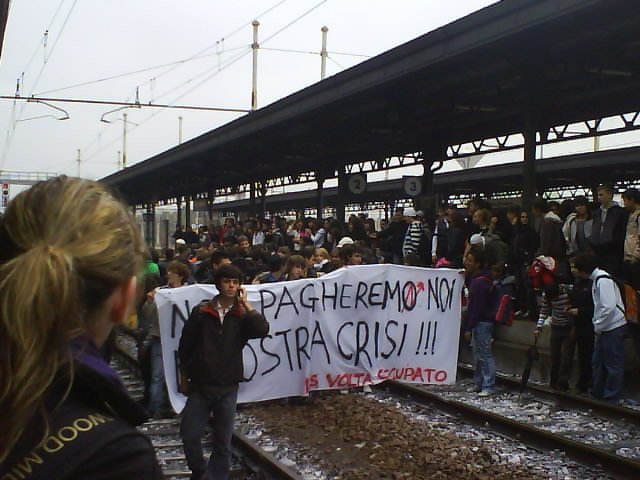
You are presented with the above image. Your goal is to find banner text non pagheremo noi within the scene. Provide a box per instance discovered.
[156,265,464,413]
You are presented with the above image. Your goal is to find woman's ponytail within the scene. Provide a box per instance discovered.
[0,176,143,462]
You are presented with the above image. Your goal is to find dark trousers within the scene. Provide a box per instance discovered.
[549,325,574,391]
[180,388,238,479]
[592,325,627,402]
[571,323,594,392]
[627,323,640,366]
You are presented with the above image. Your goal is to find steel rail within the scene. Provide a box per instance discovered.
[384,381,640,480]
[458,364,640,426]
[112,340,302,480]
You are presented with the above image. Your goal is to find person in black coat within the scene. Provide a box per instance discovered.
[0,176,161,480]
[567,262,595,393]
[378,209,409,264]
[179,264,269,480]
[589,184,628,276]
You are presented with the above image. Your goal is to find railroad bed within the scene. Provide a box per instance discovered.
[112,350,301,479]
[384,378,640,479]
[113,333,630,479]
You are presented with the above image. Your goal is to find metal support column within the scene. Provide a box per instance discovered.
[249,182,256,217]
[207,192,215,222]
[176,197,182,230]
[420,143,446,217]
[336,167,346,226]
[523,119,537,213]
[316,172,325,220]
[144,203,155,247]
[259,182,267,219]
[185,195,191,230]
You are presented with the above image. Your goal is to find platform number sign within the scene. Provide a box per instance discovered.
[1,183,8,208]
[347,174,367,195]
[403,177,422,197]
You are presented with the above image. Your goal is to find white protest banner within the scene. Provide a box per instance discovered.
[156,265,464,413]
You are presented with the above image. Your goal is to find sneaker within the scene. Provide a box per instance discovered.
[467,386,482,393]
[340,389,349,395]
[478,390,494,397]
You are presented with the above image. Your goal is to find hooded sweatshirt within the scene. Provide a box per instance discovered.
[562,213,593,256]
[537,211,565,259]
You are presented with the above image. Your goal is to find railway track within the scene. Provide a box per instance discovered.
[458,363,640,426]
[382,376,640,480]
[112,330,639,478]
[111,339,301,480]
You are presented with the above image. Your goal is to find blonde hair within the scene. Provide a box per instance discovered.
[314,247,329,261]
[0,176,144,462]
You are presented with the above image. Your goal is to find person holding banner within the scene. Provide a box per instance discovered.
[0,176,162,479]
[178,264,269,480]
[463,247,497,396]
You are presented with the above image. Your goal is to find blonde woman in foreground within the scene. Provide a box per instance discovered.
[0,177,162,479]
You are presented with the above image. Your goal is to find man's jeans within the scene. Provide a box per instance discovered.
[148,338,165,414]
[592,324,627,402]
[180,388,238,480]
[472,321,496,392]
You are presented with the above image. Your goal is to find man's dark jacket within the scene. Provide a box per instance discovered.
[178,299,269,389]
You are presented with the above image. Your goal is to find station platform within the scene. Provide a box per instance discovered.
[459,319,640,402]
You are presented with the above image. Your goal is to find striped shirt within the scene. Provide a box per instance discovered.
[402,221,423,257]
[537,292,572,328]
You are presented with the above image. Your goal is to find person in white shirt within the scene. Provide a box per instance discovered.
[573,252,627,403]
[402,207,423,259]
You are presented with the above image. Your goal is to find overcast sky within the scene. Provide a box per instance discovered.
[0,0,498,180]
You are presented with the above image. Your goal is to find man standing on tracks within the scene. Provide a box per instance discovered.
[178,264,269,480]
[573,252,627,403]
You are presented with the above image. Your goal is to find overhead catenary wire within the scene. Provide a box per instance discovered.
[327,54,346,70]
[69,47,252,172]
[1,0,80,169]
[4,0,288,172]
[49,1,293,174]
[1,0,68,167]
[76,47,253,169]
[35,0,290,97]
[19,0,67,83]
[261,0,328,45]
[79,0,331,176]
[261,46,370,58]
[0,96,251,113]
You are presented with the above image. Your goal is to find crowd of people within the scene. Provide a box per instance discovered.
[150,184,639,406]
[2,175,639,480]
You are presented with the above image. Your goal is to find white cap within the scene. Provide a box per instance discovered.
[469,234,485,248]
[337,236,354,248]
[175,238,186,245]
[404,207,417,217]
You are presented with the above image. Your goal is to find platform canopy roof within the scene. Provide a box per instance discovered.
[209,147,640,210]
[102,0,640,204]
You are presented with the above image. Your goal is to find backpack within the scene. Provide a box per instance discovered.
[480,276,514,327]
[483,232,509,267]
[594,274,638,324]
